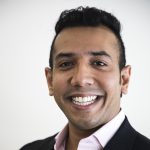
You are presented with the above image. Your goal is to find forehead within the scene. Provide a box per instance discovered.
[53,26,119,59]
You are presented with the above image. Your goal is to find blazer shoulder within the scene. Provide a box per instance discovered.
[20,133,57,150]
[133,132,150,150]
[104,117,150,150]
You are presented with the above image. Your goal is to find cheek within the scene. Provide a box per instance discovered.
[52,74,68,95]
[100,73,121,113]
[100,73,121,94]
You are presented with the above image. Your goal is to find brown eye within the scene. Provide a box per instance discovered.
[92,60,106,67]
[59,61,74,70]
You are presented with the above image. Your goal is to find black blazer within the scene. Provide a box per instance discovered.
[20,118,150,150]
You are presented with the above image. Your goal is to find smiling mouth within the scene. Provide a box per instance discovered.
[72,96,98,106]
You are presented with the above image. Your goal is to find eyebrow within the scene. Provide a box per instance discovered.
[89,51,111,59]
[55,52,74,61]
[55,50,112,61]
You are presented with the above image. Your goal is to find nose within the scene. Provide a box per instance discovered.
[70,64,95,87]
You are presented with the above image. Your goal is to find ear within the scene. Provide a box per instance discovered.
[120,65,131,95]
[45,67,54,96]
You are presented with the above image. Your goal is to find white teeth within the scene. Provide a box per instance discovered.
[72,96,97,106]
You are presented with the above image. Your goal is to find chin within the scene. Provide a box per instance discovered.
[72,120,103,131]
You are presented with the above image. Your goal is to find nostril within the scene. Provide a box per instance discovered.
[70,76,94,87]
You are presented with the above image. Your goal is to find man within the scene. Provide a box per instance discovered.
[20,6,150,150]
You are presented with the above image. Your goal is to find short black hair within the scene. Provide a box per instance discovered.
[49,6,126,70]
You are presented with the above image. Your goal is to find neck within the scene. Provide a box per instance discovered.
[66,123,100,150]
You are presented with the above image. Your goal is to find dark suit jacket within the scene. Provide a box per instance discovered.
[20,118,150,150]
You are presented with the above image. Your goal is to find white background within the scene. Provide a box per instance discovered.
[0,0,150,149]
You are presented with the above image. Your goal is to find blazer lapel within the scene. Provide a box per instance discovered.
[104,117,137,150]
[39,134,56,150]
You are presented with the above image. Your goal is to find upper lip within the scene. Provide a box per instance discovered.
[69,93,98,97]
[65,92,104,99]
[64,88,105,100]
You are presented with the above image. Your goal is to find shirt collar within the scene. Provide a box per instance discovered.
[54,124,68,150]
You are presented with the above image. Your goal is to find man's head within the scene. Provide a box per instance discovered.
[49,6,126,71]
[45,6,131,133]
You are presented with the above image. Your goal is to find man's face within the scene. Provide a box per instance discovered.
[45,26,131,131]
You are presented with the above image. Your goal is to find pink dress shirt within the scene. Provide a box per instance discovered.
[54,110,125,150]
